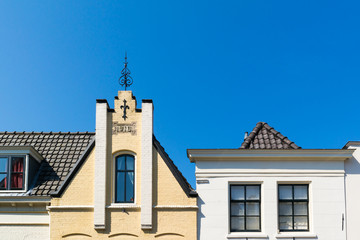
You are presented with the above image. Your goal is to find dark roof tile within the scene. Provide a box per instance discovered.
[240,122,301,150]
[0,131,94,196]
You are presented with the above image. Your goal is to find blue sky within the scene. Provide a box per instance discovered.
[1,1,360,186]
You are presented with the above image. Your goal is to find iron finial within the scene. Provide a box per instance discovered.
[118,52,133,90]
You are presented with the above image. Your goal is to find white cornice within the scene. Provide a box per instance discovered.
[0,146,44,163]
[187,149,355,162]
[47,205,94,210]
[0,197,50,203]
[154,205,198,209]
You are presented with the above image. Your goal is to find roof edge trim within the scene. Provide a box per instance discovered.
[0,146,44,162]
[96,99,110,109]
[343,141,360,149]
[50,138,95,197]
[153,136,197,198]
[187,149,355,162]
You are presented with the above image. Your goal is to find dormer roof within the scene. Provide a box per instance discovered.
[0,132,95,196]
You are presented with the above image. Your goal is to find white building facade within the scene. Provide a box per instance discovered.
[188,122,357,240]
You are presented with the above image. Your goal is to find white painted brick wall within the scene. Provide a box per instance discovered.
[196,160,347,240]
[141,101,153,229]
[0,225,49,240]
[94,101,108,229]
[345,144,360,240]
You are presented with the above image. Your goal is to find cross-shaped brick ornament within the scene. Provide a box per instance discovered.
[120,99,129,120]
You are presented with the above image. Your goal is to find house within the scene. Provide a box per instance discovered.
[188,122,356,240]
[0,90,198,239]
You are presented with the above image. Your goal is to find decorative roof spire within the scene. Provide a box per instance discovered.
[118,52,133,90]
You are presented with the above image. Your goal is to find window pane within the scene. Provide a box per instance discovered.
[279,202,292,215]
[116,172,125,202]
[294,185,308,200]
[279,216,293,230]
[294,202,307,215]
[231,202,244,216]
[10,173,23,189]
[0,174,6,189]
[126,155,134,170]
[279,186,292,200]
[231,186,245,200]
[231,217,244,231]
[246,186,260,200]
[116,156,126,170]
[246,202,260,216]
[0,157,7,172]
[294,216,308,230]
[11,157,24,173]
[246,217,260,230]
[125,172,134,202]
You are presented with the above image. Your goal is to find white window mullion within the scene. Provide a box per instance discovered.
[25,154,29,191]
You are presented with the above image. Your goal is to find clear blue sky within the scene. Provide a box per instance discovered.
[1,1,360,186]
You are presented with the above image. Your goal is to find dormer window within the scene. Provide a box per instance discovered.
[0,156,25,190]
[0,146,43,192]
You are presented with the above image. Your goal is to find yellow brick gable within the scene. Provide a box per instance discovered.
[49,91,197,240]
[155,148,196,206]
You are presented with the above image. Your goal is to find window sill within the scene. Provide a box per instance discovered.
[227,233,268,239]
[0,190,26,193]
[107,204,140,209]
[275,232,317,238]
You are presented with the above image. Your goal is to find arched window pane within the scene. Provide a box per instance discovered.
[116,156,126,170]
[126,156,134,171]
[116,172,125,202]
[125,172,134,202]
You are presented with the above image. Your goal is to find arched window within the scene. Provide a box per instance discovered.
[115,154,135,203]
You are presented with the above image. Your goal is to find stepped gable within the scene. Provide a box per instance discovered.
[0,131,95,196]
[240,122,301,150]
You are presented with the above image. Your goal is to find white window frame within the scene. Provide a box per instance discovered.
[228,181,265,237]
[0,146,43,193]
[0,155,27,192]
[276,181,313,233]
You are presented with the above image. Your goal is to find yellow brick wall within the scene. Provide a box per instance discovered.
[51,150,94,206]
[50,210,196,239]
[155,150,196,206]
[49,91,197,239]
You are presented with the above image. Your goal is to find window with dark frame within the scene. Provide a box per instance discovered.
[278,184,309,231]
[115,154,134,203]
[230,185,261,232]
[0,156,25,190]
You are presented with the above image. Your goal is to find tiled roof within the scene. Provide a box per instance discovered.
[153,135,197,197]
[0,132,95,196]
[240,122,301,149]
[0,132,196,198]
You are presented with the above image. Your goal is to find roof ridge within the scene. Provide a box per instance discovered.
[240,122,264,149]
